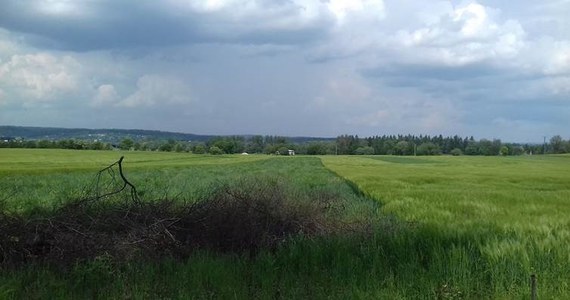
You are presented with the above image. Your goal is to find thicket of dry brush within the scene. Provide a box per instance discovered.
[0,159,359,268]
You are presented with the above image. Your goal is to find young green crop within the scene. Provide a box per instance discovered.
[322,154,570,298]
[0,148,269,175]
[2,149,570,298]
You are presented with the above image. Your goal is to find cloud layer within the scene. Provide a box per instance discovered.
[0,0,569,142]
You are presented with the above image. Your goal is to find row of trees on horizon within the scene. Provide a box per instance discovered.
[2,134,569,156]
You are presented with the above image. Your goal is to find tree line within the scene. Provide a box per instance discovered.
[1,134,569,156]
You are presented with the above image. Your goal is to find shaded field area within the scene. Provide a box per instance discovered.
[0,150,385,298]
[1,149,569,298]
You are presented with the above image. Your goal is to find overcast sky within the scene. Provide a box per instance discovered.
[0,0,568,142]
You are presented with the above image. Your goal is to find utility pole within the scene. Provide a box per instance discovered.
[543,136,547,155]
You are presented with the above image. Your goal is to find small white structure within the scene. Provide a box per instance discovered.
[288,149,295,156]
[241,152,249,155]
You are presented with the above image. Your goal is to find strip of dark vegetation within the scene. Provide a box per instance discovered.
[0,172,367,269]
[369,156,440,164]
[4,125,567,156]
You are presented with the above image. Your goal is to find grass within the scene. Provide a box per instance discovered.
[322,154,570,298]
[321,155,570,230]
[0,150,386,298]
[0,149,267,212]
[0,148,269,175]
[1,149,570,298]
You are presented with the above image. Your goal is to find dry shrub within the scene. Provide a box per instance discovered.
[176,178,336,254]
[0,176,349,268]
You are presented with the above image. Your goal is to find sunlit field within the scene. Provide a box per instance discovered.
[322,155,570,298]
[0,148,269,175]
[1,149,569,298]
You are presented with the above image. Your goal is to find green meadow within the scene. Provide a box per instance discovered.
[322,155,570,297]
[1,149,569,298]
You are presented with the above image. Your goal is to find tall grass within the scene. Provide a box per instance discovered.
[2,150,569,298]
[322,154,570,298]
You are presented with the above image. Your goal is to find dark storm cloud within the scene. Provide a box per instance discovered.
[363,63,501,83]
[0,1,199,50]
[0,0,332,51]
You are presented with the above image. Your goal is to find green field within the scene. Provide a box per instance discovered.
[322,155,570,298]
[1,149,569,298]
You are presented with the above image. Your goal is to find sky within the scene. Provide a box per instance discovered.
[0,0,568,142]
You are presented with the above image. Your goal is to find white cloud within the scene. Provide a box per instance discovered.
[305,0,387,63]
[0,30,21,59]
[543,41,570,75]
[118,75,191,108]
[328,0,385,23]
[35,0,88,18]
[547,76,570,96]
[0,88,5,106]
[91,84,120,107]
[391,1,526,66]
[0,53,79,102]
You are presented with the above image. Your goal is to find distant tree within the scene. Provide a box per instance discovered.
[478,139,494,156]
[522,143,541,155]
[510,146,524,156]
[382,140,396,155]
[306,142,330,155]
[120,138,134,150]
[157,139,175,152]
[464,141,479,155]
[138,142,149,151]
[354,146,375,155]
[394,141,411,155]
[37,139,53,149]
[210,136,244,154]
[209,146,224,155]
[174,143,187,153]
[564,140,570,153]
[550,135,565,154]
[23,140,37,148]
[450,148,463,156]
[278,146,289,156]
[500,146,509,156]
[264,144,278,155]
[416,142,441,156]
[90,141,106,150]
[336,135,354,155]
[193,144,206,154]
[245,135,265,153]
[491,139,502,156]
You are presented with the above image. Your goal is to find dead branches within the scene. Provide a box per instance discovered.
[93,156,140,204]
[0,160,354,268]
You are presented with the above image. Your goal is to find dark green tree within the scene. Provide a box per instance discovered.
[209,146,224,155]
[120,138,134,150]
[416,142,441,156]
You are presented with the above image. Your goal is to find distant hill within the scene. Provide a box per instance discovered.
[0,126,215,144]
[0,126,334,144]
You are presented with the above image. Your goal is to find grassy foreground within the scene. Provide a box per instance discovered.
[1,149,569,298]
